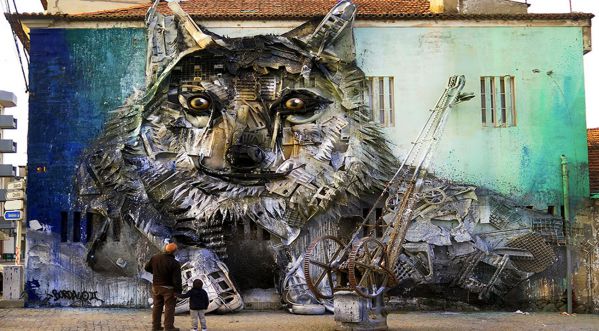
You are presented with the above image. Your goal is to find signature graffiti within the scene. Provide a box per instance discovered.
[44,289,105,304]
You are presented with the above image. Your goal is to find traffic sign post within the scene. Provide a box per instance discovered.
[5,199,23,210]
[4,210,22,221]
[7,181,24,190]
[4,179,25,266]
[6,190,24,200]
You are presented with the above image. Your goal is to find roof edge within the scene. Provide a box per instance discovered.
[10,12,595,22]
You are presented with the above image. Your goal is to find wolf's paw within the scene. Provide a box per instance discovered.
[175,247,244,314]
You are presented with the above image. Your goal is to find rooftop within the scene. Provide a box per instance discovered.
[588,128,599,194]
[13,0,594,21]
[588,128,599,146]
[23,0,430,20]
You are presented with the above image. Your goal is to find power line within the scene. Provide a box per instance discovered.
[3,0,29,92]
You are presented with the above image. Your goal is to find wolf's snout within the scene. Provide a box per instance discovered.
[227,143,265,169]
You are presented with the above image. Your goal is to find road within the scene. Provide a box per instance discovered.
[0,308,598,331]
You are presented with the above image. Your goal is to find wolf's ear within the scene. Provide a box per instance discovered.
[284,1,357,62]
[145,1,227,87]
[167,1,220,49]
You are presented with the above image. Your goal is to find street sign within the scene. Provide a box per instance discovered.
[4,200,23,210]
[4,210,22,221]
[6,190,24,200]
[7,181,24,190]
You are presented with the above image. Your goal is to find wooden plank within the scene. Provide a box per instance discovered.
[388,77,395,127]
[484,77,494,127]
[372,77,381,124]
[493,76,502,127]
[504,76,514,126]
[383,76,390,127]
[510,76,517,126]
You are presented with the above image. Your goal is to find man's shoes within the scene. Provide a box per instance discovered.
[151,327,164,331]
[164,328,180,331]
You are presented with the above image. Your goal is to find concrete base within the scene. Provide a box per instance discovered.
[242,288,281,310]
[0,299,25,308]
[334,291,388,331]
[2,265,23,301]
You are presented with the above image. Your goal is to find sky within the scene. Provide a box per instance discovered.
[0,0,597,167]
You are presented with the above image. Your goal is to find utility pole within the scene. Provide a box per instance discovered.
[561,155,573,314]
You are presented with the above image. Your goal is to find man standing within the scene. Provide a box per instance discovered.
[145,243,182,331]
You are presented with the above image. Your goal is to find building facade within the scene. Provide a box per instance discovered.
[12,0,598,312]
[0,90,19,263]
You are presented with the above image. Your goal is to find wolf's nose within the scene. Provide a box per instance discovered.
[227,144,265,169]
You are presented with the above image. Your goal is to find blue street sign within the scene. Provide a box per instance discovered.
[4,210,22,221]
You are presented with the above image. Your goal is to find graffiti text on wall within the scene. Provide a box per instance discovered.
[44,289,105,304]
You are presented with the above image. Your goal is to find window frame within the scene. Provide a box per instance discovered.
[480,75,517,128]
[365,76,395,127]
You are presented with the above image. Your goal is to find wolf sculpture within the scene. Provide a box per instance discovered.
[76,1,394,311]
[75,1,557,311]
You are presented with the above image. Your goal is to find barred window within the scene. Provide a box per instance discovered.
[365,76,395,127]
[480,76,516,127]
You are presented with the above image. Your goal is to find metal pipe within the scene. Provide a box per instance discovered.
[561,154,572,314]
[15,218,21,265]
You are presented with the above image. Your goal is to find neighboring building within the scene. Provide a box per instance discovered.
[588,128,599,197]
[0,90,18,262]
[429,0,529,14]
[42,0,148,14]
[7,0,598,311]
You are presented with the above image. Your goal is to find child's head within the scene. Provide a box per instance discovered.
[193,279,203,289]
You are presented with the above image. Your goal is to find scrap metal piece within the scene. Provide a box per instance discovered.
[167,1,214,49]
[506,233,557,273]
[174,248,243,313]
[302,1,356,57]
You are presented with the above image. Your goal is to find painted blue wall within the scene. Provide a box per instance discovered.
[28,28,146,238]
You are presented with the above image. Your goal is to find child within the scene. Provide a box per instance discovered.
[178,279,210,331]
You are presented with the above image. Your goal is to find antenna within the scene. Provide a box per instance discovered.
[569,0,573,13]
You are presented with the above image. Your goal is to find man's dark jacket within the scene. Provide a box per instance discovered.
[179,287,209,310]
[144,253,182,293]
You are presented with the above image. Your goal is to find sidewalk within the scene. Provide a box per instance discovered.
[0,308,598,331]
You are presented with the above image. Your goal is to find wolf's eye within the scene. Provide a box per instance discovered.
[189,97,211,110]
[284,98,305,110]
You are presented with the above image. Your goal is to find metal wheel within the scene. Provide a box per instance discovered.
[348,237,395,298]
[303,235,346,299]
[422,187,446,205]
[385,193,403,212]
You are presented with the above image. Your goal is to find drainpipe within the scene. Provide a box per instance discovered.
[561,155,572,314]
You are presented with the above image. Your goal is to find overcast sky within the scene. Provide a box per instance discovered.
[0,0,597,167]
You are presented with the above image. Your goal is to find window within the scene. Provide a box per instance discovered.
[365,76,395,127]
[73,212,81,242]
[480,76,516,127]
[60,211,68,242]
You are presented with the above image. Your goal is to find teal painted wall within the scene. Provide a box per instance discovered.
[354,26,589,211]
